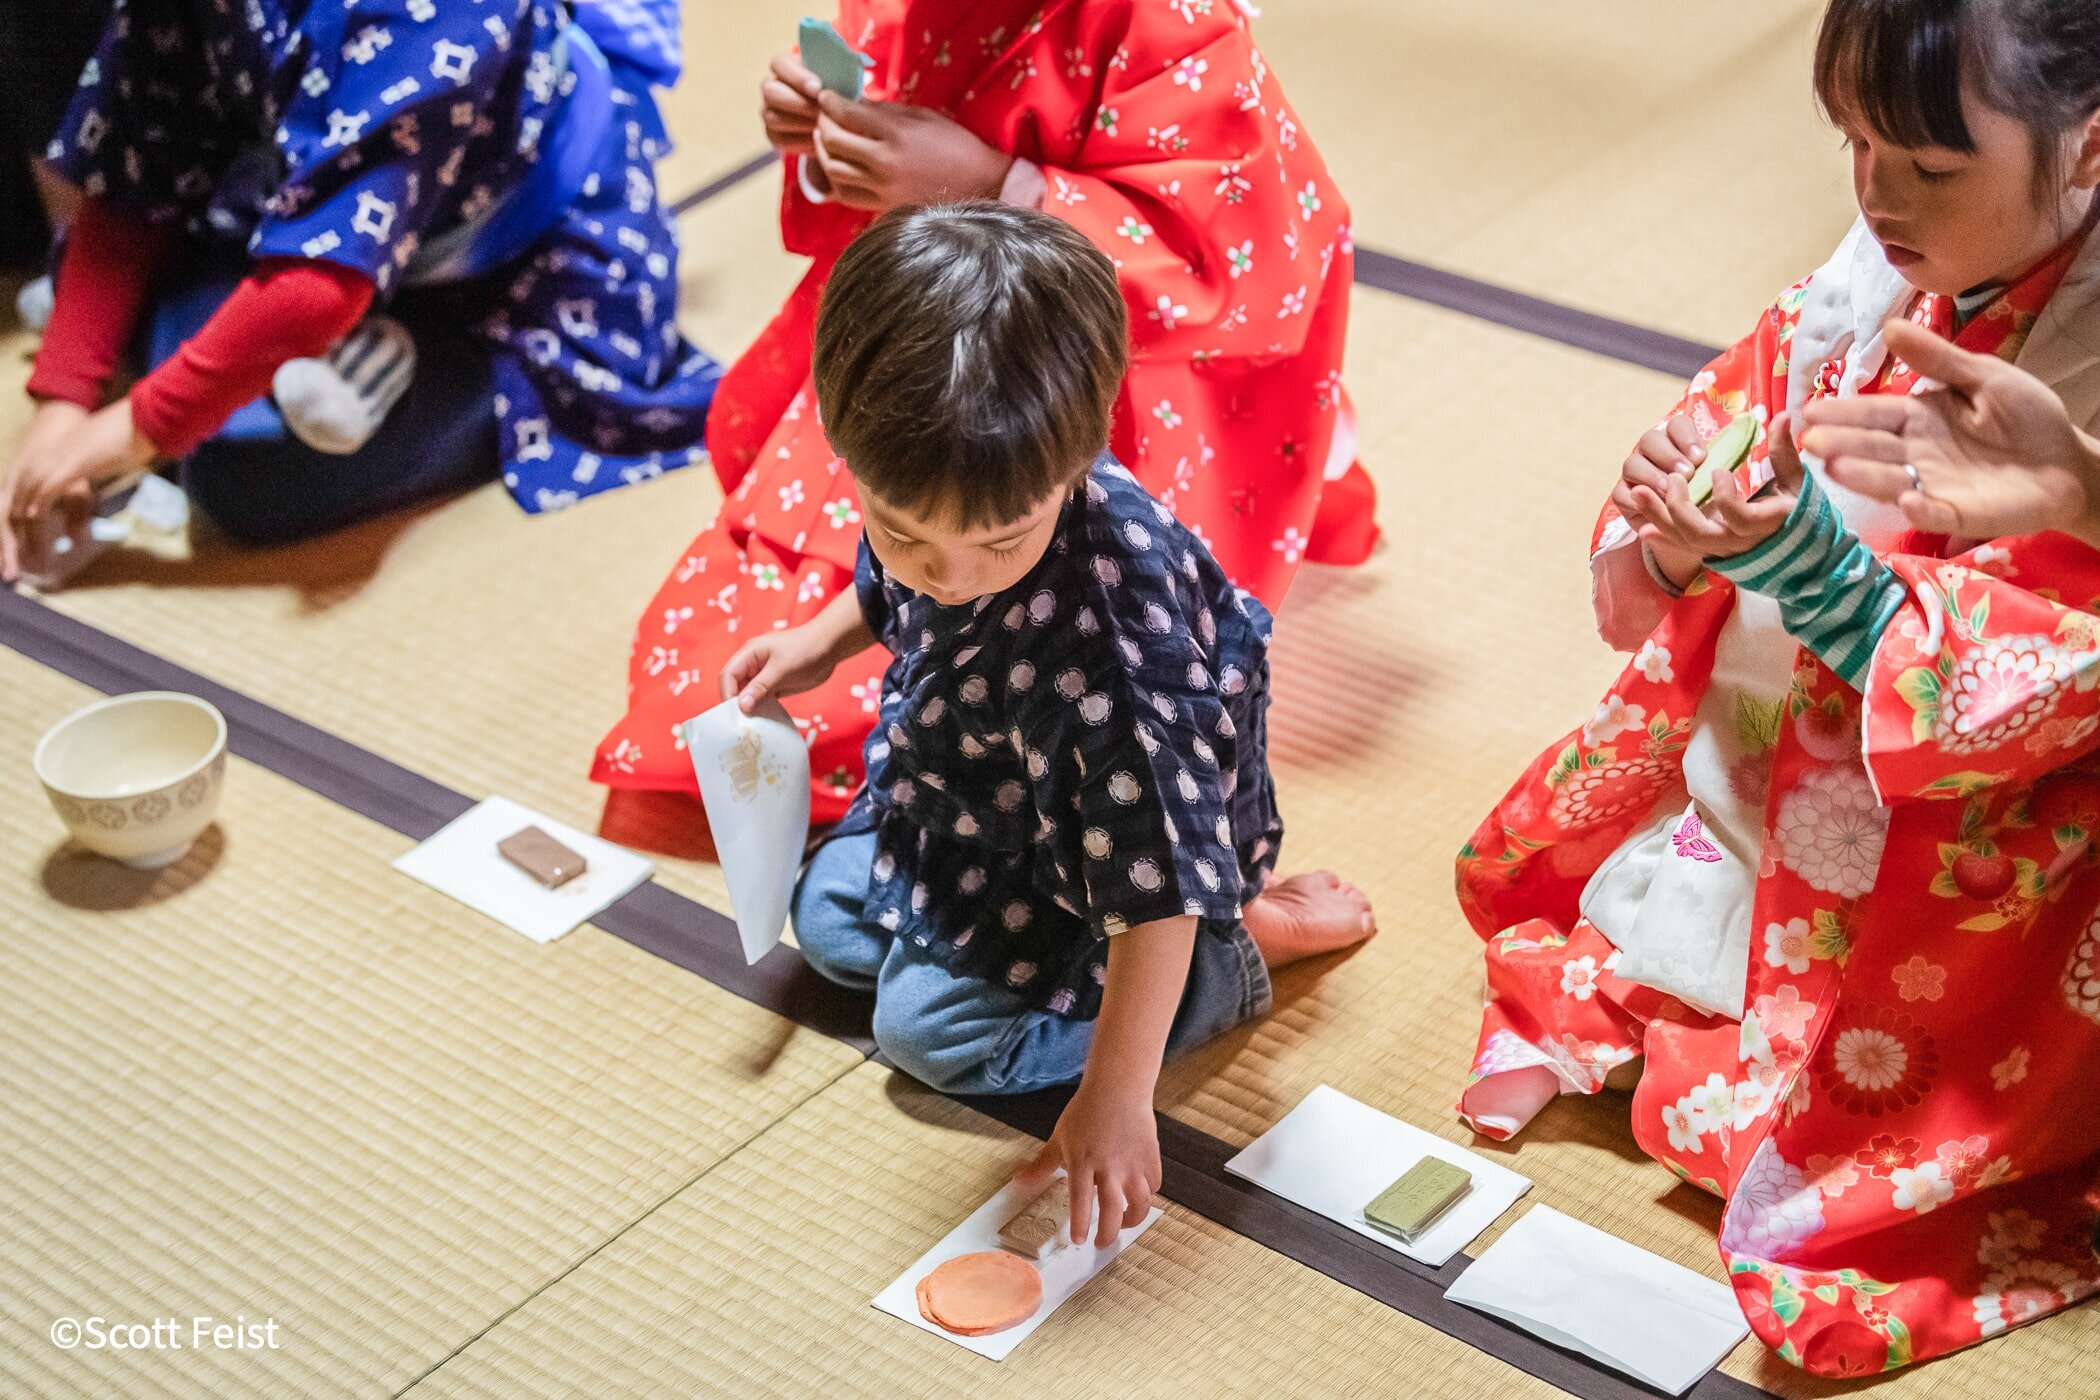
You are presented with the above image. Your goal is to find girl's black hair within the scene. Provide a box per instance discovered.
[1814,0,2100,201]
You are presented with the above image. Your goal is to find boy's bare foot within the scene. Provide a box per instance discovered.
[1243,872,1375,969]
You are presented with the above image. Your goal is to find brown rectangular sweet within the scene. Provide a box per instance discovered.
[497,825,588,889]
[998,1177,1072,1259]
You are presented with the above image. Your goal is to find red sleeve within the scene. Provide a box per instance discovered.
[26,198,177,410]
[130,259,375,458]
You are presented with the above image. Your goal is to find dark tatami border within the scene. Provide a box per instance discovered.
[670,154,1724,380]
[0,585,1769,1400]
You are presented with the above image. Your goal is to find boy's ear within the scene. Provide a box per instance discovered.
[2072,109,2100,191]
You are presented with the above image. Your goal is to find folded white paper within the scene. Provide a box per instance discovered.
[1223,1085,1530,1267]
[1445,1206,1749,1395]
[682,698,811,965]
[872,1174,1160,1362]
[392,796,654,944]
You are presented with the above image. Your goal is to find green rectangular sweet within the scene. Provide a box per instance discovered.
[1685,413,1759,508]
[1362,1157,1473,1243]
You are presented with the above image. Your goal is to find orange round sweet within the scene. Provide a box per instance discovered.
[915,1250,1044,1336]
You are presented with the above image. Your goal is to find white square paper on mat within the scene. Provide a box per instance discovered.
[1445,1205,1749,1395]
[1222,1084,1530,1266]
[393,796,654,944]
[872,1174,1160,1361]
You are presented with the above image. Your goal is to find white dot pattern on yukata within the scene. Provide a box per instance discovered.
[836,457,1283,1020]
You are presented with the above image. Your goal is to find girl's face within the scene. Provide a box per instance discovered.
[1838,84,2100,296]
[860,481,1066,607]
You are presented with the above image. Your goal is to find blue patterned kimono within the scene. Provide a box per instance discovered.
[48,0,719,512]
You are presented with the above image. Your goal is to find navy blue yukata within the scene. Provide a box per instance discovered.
[48,0,720,513]
[817,456,1286,1024]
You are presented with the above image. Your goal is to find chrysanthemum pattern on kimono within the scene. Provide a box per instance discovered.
[50,0,719,512]
[1456,234,2100,1378]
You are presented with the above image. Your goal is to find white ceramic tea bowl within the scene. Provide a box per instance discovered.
[35,691,228,869]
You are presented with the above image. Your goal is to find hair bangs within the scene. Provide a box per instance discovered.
[1814,0,1978,152]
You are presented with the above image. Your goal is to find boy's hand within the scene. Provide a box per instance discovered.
[761,51,823,155]
[1613,412,1708,584]
[1637,412,1804,563]
[1016,1080,1161,1249]
[811,91,1013,211]
[720,622,842,713]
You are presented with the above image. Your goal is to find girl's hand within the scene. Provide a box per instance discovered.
[762,52,823,155]
[1614,412,1709,583]
[810,91,1013,212]
[1,398,153,582]
[720,622,842,713]
[1015,1080,1160,1249]
[1637,412,1805,563]
[1802,316,2100,543]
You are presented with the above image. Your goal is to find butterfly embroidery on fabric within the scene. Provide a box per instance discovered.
[1671,811,1722,863]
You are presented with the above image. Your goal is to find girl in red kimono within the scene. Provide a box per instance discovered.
[1456,0,2100,1377]
[593,0,1366,820]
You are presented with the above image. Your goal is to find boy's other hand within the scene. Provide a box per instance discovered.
[1637,412,1804,563]
[1016,1080,1160,1250]
[762,51,823,155]
[720,623,839,714]
[811,91,1013,211]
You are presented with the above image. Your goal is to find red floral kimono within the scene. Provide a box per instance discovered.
[1458,228,2100,1377]
[594,0,1363,818]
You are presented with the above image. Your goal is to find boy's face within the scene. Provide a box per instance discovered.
[861,480,1067,607]
[1838,86,2099,297]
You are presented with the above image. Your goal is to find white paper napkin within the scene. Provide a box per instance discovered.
[1222,1085,1530,1266]
[1445,1206,1749,1395]
[872,1174,1160,1362]
[682,698,811,964]
[392,796,654,944]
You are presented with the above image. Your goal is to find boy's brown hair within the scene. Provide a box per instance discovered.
[812,201,1129,529]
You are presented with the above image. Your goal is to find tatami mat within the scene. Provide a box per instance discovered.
[0,652,860,1398]
[405,1062,1558,1399]
[5,0,2097,1394]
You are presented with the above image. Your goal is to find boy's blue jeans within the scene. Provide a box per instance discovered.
[792,830,1272,1095]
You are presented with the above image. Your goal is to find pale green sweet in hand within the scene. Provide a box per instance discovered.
[1685,413,1759,508]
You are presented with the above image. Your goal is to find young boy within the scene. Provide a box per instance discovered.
[721,202,1375,1247]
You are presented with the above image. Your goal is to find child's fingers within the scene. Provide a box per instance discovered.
[1091,1176,1126,1249]
[1766,411,1804,490]
[813,115,884,172]
[1622,456,1678,496]
[816,88,888,136]
[1012,1141,1059,1192]
[1665,414,1707,464]
[761,77,818,120]
[769,50,821,100]
[720,643,767,704]
[1120,1173,1155,1230]
[1659,477,1722,547]
[1067,1168,1098,1248]
[1635,428,1692,475]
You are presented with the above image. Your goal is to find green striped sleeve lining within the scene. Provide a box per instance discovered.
[1708,471,1907,688]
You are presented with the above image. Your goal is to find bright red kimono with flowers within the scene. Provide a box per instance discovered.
[1458,245,2100,1376]
[594,0,1360,817]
